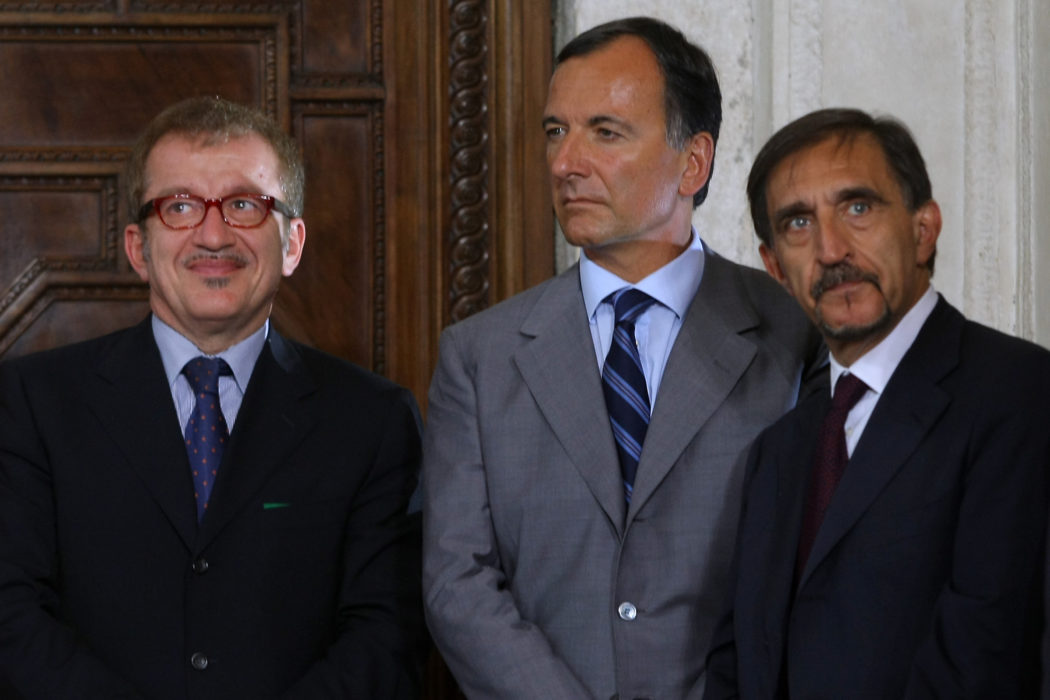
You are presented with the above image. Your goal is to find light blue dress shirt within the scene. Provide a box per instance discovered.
[580,230,705,409]
[151,315,268,433]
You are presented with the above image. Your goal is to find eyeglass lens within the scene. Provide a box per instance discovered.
[157,195,271,228]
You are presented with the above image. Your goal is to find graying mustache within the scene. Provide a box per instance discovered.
[811,264,879,299]
[181,252,249,267]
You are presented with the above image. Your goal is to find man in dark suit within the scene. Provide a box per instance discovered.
[0,97,425,699]
[705,107,1050,698]
[422,17,822,699]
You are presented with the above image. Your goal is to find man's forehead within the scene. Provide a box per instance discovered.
[143,132,281,193]
[546,37,663,109]
[770,133,893,194]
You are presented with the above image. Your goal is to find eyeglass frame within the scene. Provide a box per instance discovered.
[136,192,298,230]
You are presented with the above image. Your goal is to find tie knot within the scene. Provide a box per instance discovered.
[609,287,656,325]
[182,356,231,395]
[831,372,868,413]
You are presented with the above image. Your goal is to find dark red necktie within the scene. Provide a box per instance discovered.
[796,372,869,577]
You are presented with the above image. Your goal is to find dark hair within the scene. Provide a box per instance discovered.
[748,108,933,255]
[557,16,722,208]
[126,96,304,224]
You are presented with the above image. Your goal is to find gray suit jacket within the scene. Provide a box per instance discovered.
[422,250,823,699]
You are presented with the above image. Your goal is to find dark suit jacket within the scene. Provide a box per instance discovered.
[0,318,425,699]
[705,297,1050,699]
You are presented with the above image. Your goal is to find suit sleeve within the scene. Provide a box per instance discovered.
[421,328,594,699]
[282,386,427,699]
[0,362,145,699]
[904,356,1050,698]
[700,437,769,700]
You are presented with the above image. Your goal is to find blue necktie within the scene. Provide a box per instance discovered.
[182,357,232,521]
[602,288,657,503]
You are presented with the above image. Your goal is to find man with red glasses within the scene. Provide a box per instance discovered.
[0,97,425,698]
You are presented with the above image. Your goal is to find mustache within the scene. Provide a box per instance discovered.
[180,251,249,268]
[811,263,880,300]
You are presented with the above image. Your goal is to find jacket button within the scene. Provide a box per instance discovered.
[190,652,208,670]
[617,601,637,621]
[191,557,209,574]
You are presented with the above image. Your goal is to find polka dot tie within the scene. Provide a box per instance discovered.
[182,356,232,521]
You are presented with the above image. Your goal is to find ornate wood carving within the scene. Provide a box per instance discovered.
[0,174,146,353]
[447,0,490,323]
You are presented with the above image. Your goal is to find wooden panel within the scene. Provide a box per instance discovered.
[273,105,379,368]
[2,291,149,357]
[0,41,262,146]
[0,188,104,284]
[301,0,370,74]
[0,21,282,148]
[0,173,145,355]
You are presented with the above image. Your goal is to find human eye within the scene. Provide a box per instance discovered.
[775,214,812,245]
[544,125,566,140]
[846,200,871,216]
[161,196,199,217]
[227,195,264,212]
[595,126,621,141]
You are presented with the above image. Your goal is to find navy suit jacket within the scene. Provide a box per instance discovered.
[705,297,1050,699]
[0,318,425,699]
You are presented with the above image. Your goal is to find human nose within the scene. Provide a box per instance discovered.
[815,214,851,264]
[193,202,236,249]
[549,132,590,180]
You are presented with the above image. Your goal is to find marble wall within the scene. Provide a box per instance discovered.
[553,0,1049,347]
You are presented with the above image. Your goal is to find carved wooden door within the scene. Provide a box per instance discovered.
[0,1,552,697]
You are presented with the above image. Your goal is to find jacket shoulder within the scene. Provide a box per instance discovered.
[272,334,413,400]
[0,322,147,379]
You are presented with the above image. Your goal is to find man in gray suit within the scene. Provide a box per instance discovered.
[422,16,823,699]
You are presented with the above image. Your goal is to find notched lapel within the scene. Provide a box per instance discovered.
[769,397,825,614]
[89,320,199,550]
[513,270,627,532]
[798,299,960,587]
[196,334,318,548]
[629,256,760,515]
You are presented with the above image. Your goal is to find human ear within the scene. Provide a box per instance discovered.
[913,199,942,268]
[281,219,306,277]
[124,224,150,282]
[678,132,715,199]
[759,242,790,291]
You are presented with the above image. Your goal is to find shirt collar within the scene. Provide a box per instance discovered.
[580,229,705,319]
[830,285,939,395]
[152,315,268,393]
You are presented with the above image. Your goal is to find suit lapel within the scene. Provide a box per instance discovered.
[628,252,759,518]
[513,267,627,533]
[752,395,826,675]
[196,332,317,548]
[88,318,199,550]
[798,298,960,588]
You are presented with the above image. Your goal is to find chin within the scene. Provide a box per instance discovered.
[818,308,893,343]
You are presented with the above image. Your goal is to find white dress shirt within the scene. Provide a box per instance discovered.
[831,285,939,456]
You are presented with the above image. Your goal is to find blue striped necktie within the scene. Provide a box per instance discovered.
[601,288,657,503]
[183,356,232,521]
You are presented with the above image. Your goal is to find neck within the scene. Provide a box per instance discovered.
[153,308,269,356]
[584,235,691,284]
